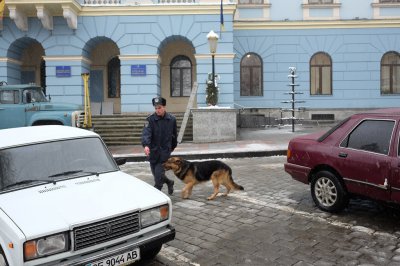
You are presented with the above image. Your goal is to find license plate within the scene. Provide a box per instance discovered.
[86,248,140,266]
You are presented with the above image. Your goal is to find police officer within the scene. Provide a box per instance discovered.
[141,96,177,194]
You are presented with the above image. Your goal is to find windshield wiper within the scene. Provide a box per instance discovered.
[3,179,56,190]
[48,170,83,178]
[48,170,99,178]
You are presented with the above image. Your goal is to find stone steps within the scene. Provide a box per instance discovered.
[92,113,193,146]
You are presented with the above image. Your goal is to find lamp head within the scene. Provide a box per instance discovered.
[207,30,219,54]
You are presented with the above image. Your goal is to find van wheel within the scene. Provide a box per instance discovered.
[141,244,162,260]
[311,170,348,213]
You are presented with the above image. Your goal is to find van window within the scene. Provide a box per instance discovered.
[0,91,19,104]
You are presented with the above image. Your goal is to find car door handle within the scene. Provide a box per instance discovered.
[338,152,348,158]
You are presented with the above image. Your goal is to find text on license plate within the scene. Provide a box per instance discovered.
[87,248,140,266]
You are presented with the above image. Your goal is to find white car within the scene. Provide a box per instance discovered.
[0,126,175,266]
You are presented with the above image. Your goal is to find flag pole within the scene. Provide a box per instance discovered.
[220,0,224,39]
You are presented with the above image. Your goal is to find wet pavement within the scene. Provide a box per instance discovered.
[123,157,400,266]
[112,124,400,266]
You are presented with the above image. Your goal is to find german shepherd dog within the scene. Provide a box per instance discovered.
[163,156,244,200]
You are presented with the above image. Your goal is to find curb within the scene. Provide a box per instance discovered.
[115,149,287,162]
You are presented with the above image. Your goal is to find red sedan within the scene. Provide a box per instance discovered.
[284,108,400,213]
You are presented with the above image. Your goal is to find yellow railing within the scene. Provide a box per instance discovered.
[81,73,92,129]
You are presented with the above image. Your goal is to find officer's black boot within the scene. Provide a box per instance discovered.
[166,179,174,195]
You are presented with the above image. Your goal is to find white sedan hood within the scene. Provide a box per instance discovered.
[0,171,170,238]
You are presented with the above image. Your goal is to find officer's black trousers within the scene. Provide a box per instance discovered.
[150,161,173,190]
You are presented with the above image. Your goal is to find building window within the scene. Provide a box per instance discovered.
[303,0,340,20]
[170,55,192,97]
[310,52,332,95]
[238,0,264,4]
[381,51,400,94]
[236,0,271,20]
[372,0,400,19]
[107,57,120,98]
[379,0,400,3]
[308,0,333,4]
[240,53,263,96]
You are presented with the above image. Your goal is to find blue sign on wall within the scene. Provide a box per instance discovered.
[131,65,146,76]
[56,66,71,77]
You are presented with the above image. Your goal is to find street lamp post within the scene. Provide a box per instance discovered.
[207,30,219,88]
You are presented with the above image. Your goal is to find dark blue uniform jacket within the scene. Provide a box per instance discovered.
[141,112,177,163]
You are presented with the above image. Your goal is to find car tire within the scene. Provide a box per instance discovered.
[141,244,162,260]
[311,170,349,213]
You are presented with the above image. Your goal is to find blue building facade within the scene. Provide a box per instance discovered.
[0,0,399,117]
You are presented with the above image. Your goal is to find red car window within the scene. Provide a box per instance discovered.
[340,119,394,155]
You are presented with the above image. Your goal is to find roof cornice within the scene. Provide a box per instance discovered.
[2,1,236,17]
[79,4,236,16]
[234,19,400,30]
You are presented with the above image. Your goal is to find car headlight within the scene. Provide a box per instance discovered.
[141,204,169,228]
[24,232,69,261]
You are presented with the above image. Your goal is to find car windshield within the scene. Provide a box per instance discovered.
[0,137,118,192]
[23,87,47,103]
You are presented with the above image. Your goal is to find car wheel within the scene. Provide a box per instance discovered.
[311,170,349,213]
[141,244,162,260]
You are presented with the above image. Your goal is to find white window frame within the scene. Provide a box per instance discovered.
[302,0,341,20]
[371,0,400,19]
[235,0,271,21]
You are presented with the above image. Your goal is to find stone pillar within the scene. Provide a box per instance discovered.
[191,108,236,143]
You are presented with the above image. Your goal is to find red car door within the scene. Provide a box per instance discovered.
[389,121,400,203]
[331,119,394,202]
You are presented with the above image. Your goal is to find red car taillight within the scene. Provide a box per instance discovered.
[287,149,292,159]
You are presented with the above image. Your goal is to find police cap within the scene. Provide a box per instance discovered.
[152,96,166,106]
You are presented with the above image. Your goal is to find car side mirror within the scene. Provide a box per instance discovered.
[114,157,127,166]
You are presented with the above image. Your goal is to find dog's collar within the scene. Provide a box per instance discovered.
[177,162,191,179]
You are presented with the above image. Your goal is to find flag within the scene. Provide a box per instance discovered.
[0,0,5,19]
[220,0,225,32]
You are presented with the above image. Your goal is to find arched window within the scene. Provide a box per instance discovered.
[240,53,263,96]
[107,57,120,98]
[381,51,400,94]
[310,52,332,95]
[170,55,192,97]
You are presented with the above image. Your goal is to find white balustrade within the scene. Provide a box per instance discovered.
[84,0,122,4]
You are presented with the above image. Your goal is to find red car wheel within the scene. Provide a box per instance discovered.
[311,170,349,213]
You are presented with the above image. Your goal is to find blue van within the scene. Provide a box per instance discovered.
[0,83,85,129]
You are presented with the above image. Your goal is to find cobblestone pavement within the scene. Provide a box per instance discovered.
[121,156,400,266]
